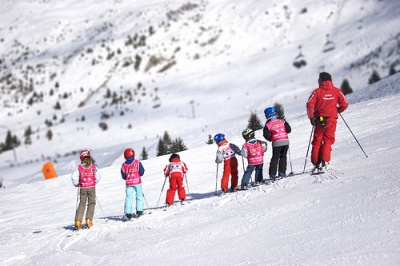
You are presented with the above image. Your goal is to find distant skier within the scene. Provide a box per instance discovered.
[121,148,145,220]
[263,107,291,181]
[214,133,241,193]
[306,72,348,173]
[71,149,101,230]
[240,128,268,189]
[163,153,188,207]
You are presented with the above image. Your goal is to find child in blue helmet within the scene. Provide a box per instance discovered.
[214,133,241,193]
[263,107,291,181]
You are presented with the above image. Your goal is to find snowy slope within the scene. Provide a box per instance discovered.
[0,76,400,265]
[0,0,400,265]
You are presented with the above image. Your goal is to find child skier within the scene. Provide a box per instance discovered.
[214,133,241,193]
[71,149,101,230]
[163,153,188,207]
[240,128,268,189]
[121,148,145,220]
[263,107,292,181]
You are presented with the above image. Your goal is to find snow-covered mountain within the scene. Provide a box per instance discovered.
[0,1,400,264]
[1,0,399,173]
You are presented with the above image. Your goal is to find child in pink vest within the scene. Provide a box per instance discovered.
[263,107,291,181]
[71,149,101,230]
[163,153,188,207]
[240,128,268,189]
[121,148,145,220]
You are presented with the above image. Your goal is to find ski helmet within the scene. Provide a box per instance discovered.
[169,153,180,161]
[242,128,255,140]
[264,107,277,119]
[80,149,91,161]
[213,133,225,145]
[124,148,135,159]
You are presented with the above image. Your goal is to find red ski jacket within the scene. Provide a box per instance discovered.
[306,80,348,119]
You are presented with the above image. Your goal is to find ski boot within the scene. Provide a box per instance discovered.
[85,218,93,228]
[74,220,82,231]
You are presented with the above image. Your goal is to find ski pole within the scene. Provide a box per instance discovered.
[76,187,80,211]
[156,176,167,208]
[215,164,219,195]
[303,126,314,173]
[241,156,252,185]
[142,192,151,214]
[340,113,368,158]
[96,195,106,217]
[288,146,294,175]
[184,174,191,200]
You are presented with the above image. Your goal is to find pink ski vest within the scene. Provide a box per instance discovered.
[78,164,97,188]
[121,160,141,186]
[266,119,289,143]
[244,141,264,165]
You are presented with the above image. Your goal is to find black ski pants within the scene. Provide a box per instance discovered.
[269,145,289,177]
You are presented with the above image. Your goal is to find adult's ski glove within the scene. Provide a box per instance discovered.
[310,118,316,126]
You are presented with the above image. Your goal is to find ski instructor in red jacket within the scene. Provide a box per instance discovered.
[306,72,348,173]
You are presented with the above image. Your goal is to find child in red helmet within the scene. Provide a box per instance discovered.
[71,149,102,230]
[121,148,145,220]
[163,153,188,207]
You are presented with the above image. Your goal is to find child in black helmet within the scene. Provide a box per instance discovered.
[163,153,188,206]
[240,128,268,189]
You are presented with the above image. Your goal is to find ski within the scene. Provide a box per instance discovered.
[67,230,79,237]
[67,226,89,237]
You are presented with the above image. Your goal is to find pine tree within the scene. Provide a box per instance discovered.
[274,103,285,120]
[162,131,172,146]
[206,134,214,145]
[46,129,53,141]
[156,138,167,156]
[2,131,20,152]
[247,112,263,131]
[368,70,381,84]
[340,79,353,95]
[24,126,32,145]
[389,64,396,76]
[140,147,149,160]
[170,138,187,153]
[54,101,61,110]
